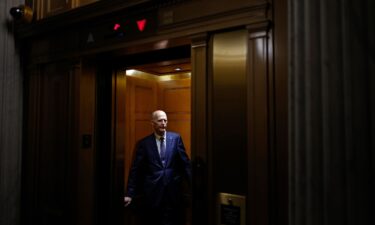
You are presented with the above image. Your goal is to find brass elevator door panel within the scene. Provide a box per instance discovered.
[211,30,248,194]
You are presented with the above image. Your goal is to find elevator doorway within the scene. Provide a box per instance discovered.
[113,46,192,225]
[123,64,192,184]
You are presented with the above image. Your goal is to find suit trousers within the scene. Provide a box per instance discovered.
[140,202,185,225]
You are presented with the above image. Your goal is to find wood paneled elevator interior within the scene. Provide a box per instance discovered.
[111,46,193,224]
[16,1,288,225]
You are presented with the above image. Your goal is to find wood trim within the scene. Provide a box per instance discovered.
[271,0,288,224]
[247,22,271,225]
[16,1,269,52]
[23,67,42,221]
[16,0,183,38]
[158,2,269,36]
[191,33,209,225]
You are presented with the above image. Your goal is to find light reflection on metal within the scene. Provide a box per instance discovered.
[9,5,33,23]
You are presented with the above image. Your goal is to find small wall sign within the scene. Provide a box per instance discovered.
[218,193,246,225]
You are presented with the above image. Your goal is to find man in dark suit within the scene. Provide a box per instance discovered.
[124,110,192,225]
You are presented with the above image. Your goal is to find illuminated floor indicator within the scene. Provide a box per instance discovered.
[112,19,147,32]
[136,19,147,31]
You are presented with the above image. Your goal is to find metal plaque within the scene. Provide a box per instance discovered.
[218,193,246,225]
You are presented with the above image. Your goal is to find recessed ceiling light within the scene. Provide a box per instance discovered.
[126,69,136,75]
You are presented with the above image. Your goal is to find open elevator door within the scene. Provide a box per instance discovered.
[112,45,192,225]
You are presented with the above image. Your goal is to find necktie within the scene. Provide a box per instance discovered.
[160,137,166,166]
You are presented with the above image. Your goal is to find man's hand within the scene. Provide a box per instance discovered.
[124,196,132,207]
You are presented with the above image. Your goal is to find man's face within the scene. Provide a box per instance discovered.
[152,111,168,135]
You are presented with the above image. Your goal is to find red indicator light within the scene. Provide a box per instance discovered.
[136,19,147,32]
[113,23,121,31]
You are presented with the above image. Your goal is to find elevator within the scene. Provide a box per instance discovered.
[19,1,288,225]
[92,44,194,224]
[105,28,264,225]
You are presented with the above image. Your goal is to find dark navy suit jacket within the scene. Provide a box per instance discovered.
[126,131,191,209]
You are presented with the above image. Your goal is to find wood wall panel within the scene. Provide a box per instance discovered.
[38,67,71,220]
[23,62,77,225]
[22,61,96,225]
[135,86,155,113]
[163,87,191,113]
[124,77,157,187]
[158,79,191,156]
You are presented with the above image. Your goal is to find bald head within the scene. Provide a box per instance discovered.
[151,110,168,135]
[152,110,167,121]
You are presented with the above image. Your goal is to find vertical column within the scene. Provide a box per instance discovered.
[289,0,375,225]
[0,1,24,225]
[247,26,270,225]
[191,33,209,225]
